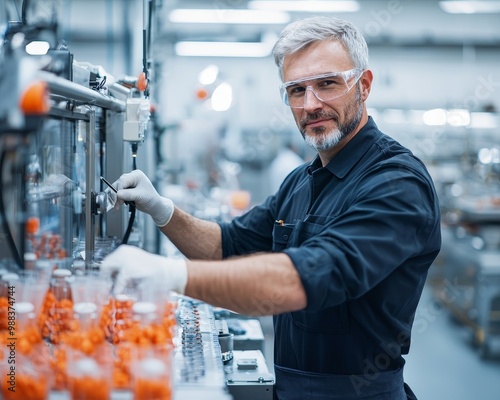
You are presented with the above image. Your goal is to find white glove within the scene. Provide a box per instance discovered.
[100,245,188,295]
[114,170,174,227]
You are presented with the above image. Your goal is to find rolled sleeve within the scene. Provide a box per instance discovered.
[219,195,276,258]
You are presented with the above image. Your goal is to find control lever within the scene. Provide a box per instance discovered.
[100,176,135,206]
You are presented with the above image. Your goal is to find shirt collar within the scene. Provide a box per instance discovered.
[307,116,380,179]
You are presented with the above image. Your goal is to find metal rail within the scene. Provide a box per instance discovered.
[38,71,126,112]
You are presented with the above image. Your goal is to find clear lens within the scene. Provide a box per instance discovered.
[280,68,363,108]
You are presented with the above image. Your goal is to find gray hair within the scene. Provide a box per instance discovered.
[272,16,369,81]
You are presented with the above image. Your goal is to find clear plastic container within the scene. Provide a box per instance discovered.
[110,294,136,390]
[0,302,52,400]
[66,302,112,400]
[39,268,74,344]
[130,302,174,400]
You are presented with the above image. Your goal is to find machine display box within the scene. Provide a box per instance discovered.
[225,350,274,400]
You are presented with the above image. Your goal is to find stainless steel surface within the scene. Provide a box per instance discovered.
[231,319,265,353]
[174,298,228,390]
[103,109,129,241]
[225,350,274,400]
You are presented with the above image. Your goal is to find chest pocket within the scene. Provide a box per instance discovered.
[272,224,295,251]
[292,220,323,245]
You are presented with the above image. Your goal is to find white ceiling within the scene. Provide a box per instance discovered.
[156,0,500,47]
[62,0,500,49]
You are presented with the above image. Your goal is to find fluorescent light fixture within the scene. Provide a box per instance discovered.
[423,108,447,126]
[175,41,272,57]
[25,40,50,55]
[169,9,290,24]
[469,112,499,129]
[424,108,470,126]
[249,1,360,12]
[439,1,500,13]
[211,82,233,111]
[446,109,470,126]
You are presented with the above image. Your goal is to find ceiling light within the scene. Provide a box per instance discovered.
[248,1,360,12]
[211,83,233,112]
[439,1,500,13]
[446,109,470,126]
[198,65,219,85]
[175,41,272,57]
[423,109,447,126]
[25,40,50,55]
[169,9,290,24]
[469,112,499,129]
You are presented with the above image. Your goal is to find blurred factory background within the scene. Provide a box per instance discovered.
[64,0,500,202]
[1,0,500,399]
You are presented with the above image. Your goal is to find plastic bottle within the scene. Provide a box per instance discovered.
[66,302,112,400]
[0,302,51,400]
[110,294,136,390]
[24,252,37,270]
[39,268,74,344]
[130,302,174,400]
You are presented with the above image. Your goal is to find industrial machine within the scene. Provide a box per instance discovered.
[439,203,500,359]
[0,2,273,399]
[436,145,500,359]
[0,2,141,270]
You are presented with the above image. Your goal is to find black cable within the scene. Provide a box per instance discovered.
[0,146,23,268]
[121,203,136,245]
[121,144,139,245]
[142,28,147,76]
[147,0,153,62]
[131,143,138,170]
[21,0,29,24]
[142,28,149,98]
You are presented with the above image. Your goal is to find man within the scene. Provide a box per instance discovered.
[102,16,441,399]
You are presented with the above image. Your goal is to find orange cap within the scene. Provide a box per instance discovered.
[26,216,40,234]
[195,87,209,101]
[137,72,148,92]
[19,81,50,115]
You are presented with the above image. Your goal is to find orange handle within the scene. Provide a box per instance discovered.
[137,72,148,92]
[19,80,50,115]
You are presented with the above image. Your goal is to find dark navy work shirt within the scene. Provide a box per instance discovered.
[219,117,441,376]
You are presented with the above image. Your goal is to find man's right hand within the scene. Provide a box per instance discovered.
[100,244,188,295]
[114,170,174,227]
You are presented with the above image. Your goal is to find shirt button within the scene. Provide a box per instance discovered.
[283,235,288,241]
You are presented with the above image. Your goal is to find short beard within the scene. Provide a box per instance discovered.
[304,127,344,152]
[301,86,363,152]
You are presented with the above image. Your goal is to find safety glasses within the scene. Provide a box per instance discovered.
[280,68,364,108]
